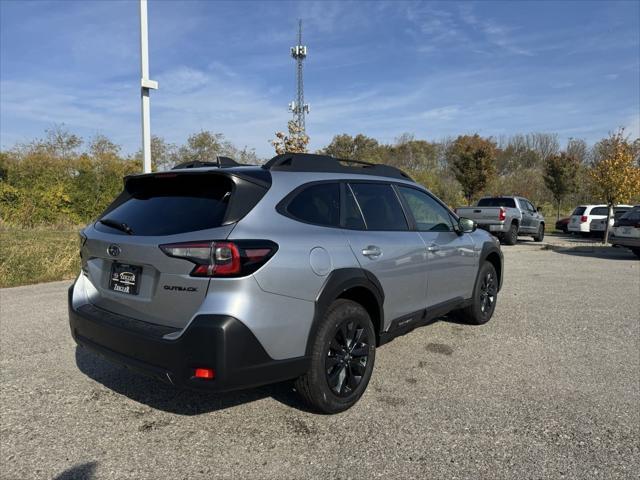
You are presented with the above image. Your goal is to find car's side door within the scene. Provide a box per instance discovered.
[519,198,536,233]
[395,185,478,308]
[342,182,428,328]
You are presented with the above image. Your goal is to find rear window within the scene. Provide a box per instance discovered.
[97,174,234,236]
[286,183,340,227]
[620,207,640,222]
[614,209,630,219]
[572,207,586,216]
[590,207,608,216]
[477,198,516,208]
[349,183,408,231]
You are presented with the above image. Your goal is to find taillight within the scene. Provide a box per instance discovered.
[499,207,506,221]
[193,367,215,380]
[160,240,277,277]
[580,216,588,223]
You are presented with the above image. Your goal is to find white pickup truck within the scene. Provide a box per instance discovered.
[456,196,545,245]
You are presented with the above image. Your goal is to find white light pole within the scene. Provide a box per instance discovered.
[139,0,158,173]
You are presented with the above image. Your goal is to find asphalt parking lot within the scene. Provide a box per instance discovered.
[1,237,638,479]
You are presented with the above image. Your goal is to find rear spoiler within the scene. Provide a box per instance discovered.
[172,156,240,170]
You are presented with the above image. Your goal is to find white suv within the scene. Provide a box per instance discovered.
[568,205,632,235]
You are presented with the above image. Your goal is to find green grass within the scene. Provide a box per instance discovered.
[0,228,80,288]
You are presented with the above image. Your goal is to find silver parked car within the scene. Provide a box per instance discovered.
[69,153,503,413]
[456,196,545,245]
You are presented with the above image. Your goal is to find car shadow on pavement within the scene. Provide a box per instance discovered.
[74,347,316,414]
[53,461,98,480]
[550,247,637,260]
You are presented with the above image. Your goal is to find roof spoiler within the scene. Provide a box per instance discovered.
[172,156,240,170]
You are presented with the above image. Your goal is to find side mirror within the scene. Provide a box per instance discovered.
[458,217,476,234]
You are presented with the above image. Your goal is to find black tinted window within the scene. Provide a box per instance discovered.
[97,174,233,236]
[349,183,408,231]
[477,198,516,208]
[620,207,640,222]
[590,207,608,216]
[344,186,366,229]
[572,207,586,215]
[398,186,454,232]
[287,183,340,227]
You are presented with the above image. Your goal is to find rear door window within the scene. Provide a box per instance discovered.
[97,174,234,236]
[477,198,516,208]
[343,185,366,229]
[286,183,340,227]
[349,183,408,231]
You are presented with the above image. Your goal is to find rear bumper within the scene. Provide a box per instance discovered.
[609,235,640,248]
[476,223,508,234]
[568,223,588,232]
[68,285,309,391]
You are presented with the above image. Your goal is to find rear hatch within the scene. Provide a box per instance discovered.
[569,206,587,228]
[79,169,270,329]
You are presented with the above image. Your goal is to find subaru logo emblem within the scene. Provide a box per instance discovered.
[107,244,121,257]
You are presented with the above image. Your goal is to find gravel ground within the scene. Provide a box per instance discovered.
[1,241,638,479]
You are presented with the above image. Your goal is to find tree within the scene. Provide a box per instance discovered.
[543,152,580,220]
[271,121,309,155]
[385,134,439,170]
[589,130,640,243]
[176,131,236,164]
[446,134,497,205]
[319,133,383,162]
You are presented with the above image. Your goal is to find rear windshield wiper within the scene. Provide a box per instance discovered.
[99,218,134,235]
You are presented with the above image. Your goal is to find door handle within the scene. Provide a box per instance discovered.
[362,245,382,258]
[427,243,440,253]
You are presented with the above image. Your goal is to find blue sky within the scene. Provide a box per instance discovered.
[1,0,639,158]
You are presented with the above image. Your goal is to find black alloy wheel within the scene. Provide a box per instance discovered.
[325,319,371,397]
[478,268,498,315]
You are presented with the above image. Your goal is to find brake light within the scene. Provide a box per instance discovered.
[580,216,588,223]
[499,207,506,221]
[193,368,215,380]
[160,240,277,277]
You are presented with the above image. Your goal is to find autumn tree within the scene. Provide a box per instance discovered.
[385,134,439,170]
[446,134,498,205]
[319,133,382,162]
[589,130,640,242]
[271,120,309,155]
[543,152,580,220]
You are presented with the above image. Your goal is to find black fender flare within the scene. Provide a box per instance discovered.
[304,268,384,355]
[478,241,504,291]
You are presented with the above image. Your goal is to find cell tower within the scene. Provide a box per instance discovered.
[289,20,309,135]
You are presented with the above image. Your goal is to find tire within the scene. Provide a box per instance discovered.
[450,262,498,325]
[632,248,640,259]
[533,223,545,242]
[295,299,376,414]
[502,223,518,245]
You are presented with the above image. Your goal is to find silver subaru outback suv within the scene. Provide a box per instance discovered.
[69,153,503,413]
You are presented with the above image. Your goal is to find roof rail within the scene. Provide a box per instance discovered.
[262,153,412,180]
[172,156,240,170]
